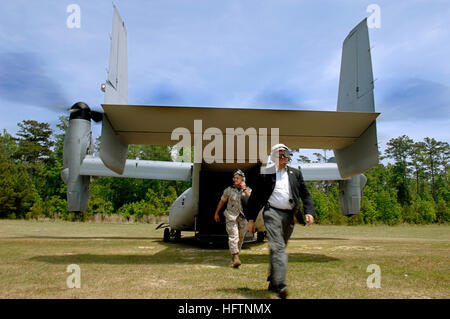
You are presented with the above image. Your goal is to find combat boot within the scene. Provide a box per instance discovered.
[232,253,241,268]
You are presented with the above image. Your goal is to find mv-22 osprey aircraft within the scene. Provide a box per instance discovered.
[62,6,379,243]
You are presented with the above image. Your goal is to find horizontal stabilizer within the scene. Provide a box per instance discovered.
[101,104,379,159]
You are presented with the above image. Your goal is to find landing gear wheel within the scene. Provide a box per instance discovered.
[257,231,265,243]
[174,230,181,241]
[163,228,170,242]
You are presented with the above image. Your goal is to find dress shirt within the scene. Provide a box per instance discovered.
[268,167,294,210]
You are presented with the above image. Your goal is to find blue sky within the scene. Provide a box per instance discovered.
[0,0,449,162]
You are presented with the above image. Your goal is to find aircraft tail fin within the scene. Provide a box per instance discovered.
[100,5,129,175]
[105,5,128,104]
[334,18,379,178]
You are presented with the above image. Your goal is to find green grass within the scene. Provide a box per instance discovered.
[0,220,448,298]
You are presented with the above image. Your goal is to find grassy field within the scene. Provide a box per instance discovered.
[0,220,448,299]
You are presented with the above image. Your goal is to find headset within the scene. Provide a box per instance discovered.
[233,169,246,182]
[270,143,293,162]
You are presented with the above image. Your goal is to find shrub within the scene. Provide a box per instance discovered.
[310,190,333,224]
[0,160,36,219]
[87,196,114,216]
[401,204,417,224]
[360,197,377,224]
[27,197,45,220]
[373,191,402,225]
[346,213,364,225]
[412,198,436,224]
[435,199,450,223]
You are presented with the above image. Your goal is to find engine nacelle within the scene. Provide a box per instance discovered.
[338,174,367,215]
[62,102,93,212]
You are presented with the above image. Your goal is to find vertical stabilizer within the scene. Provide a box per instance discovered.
[100,5,129,174]
[337,18,374,112]
[105,5,128,104]
[334,18,379,178]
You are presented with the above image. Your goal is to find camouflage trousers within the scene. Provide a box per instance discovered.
[225,214,248,255]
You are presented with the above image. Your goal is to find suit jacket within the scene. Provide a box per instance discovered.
[246,164,315,223]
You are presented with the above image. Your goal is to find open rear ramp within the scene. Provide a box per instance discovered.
[196,162,262,244]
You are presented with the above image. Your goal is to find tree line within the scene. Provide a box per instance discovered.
[298,135,449,225]
[0,118,449,224]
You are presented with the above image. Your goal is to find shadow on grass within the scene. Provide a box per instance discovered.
[13,234,348,243]
[289,237,348,241]
[30,249,339,265]
[155,235,348,250]
[28,233,340,265]
[217,287,274,299]
[14,236,162,240]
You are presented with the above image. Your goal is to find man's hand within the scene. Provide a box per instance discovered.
[248,220,256,234]
[305,214,314,226]
[214,212,220,223]
[240,181,246,189]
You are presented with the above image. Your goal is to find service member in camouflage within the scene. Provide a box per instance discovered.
[214,170,252,268]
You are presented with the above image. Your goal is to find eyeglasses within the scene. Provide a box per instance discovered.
[278,152,289,159]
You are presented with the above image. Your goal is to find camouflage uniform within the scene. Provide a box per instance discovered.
[221,186,251,255]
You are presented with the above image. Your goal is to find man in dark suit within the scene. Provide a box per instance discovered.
[246,144,315,299]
